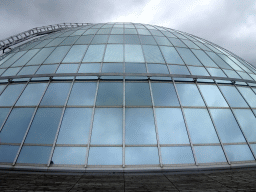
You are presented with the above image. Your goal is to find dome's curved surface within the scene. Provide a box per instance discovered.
[0,22,255,171]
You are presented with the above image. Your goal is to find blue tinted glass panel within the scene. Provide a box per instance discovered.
[223,69,241,78]
[96,83,123,106]
[52,147,86,165]
[207,52,232,69]
[125,45,144,63]
[147,64,169,74]
[189,66,209,76]
[16,83,47,106]
[237,87,256,107]
[125,147,159,165]
[125,63,146,73]
[251,144,256,155]
[91,108,122,144]
[168,38,187,47]
[75,35,94,44]
[0,53,15,66]
[60,36,79,45]
[124,35,140,44]
[78,63,101,73]
[57,108,92,144]
[199,85,228,107]
[91,35,108,44]
[82,45,105,62]
[125,28,137,34]
[184,109,219,143]
[0,51,26,68]
[46,37,65,47]
[219,86,248,107]
[176,48,202,66]
[233,109,256,142]
[111,28,123,34]
[25,108,62,144]
[68,82,97,106]
[126,108,156,144]
[0,145,19,163]
[44,46,70,64]
[155,108,189,144]
[62,45,88,63]
[182,40,199,49]
[0,108,10,127]
[161,147,194,164]
[0,84,25,106]
[224,145,254,161]
[125,83,152,106]
[0,108,34,143]
[218,54,242,71]
[137,29,151,35]
[210,109,245,143]
[88,147,122,165]
[56,64,79,73]
[40,83,71,106]
[169,65,190,75]
[17,146,51,164]
[36,64,58,74]
[154,36,172,46]
[192,49,218,67]
[104,44,123,62]
[12,49,40,67]
[17,66,38,75]
[108,35,123,43]
[194,146,226,163]
[140,35,157,45]
[33,39,52,48]
[194,41,211,51]
[143,45,165,63]
[160,46,184,64]
[176,84,205,106]
[207,68,227,77]
[2,67,21,76]
[151,83,179,106]
[238,72,253,80]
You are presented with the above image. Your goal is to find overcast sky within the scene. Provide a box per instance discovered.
[1,0,256,65]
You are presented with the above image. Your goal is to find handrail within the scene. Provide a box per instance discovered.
[0,23,92,52]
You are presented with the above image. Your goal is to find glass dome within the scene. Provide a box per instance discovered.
[0,22,255,171]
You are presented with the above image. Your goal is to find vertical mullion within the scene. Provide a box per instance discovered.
[12,80,51,165]
[122,23,126,168]
[84,80,100,167]
[47,79,75,166]
[195,82,231,165]
[172,80,198,165]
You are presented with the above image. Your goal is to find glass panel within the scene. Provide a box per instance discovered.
[103,44,123,62]
[91,108,122,144]
[36,64,58,74]
[206,52,232,69]
[223,69,241,78]
[237,87,256,107]
[251,144,256,155]
[56,64,79,73]
[97,28,111,34]
[60,36,79,45]
[192,50,218,67]
[149,29,163,36]
[124,35,140,44]
[91,35,108,44]
[168,38,187,47]
[68,82,97,106]
[125,28,137,34]
[147,64,169,74]
[82,45,105,62]
[238,72,253,80]
[219,86,248,107]
[125,45,145,62]
[84,28,98,35]
[57,108,92,144]
[75,35,94,44]
[176,48,202,66]
[17,66,38,76]
[207,68,227,77]
[140,35,157,45]
[233,109,256,142]
[0,145,19,163]
[111,28,123,34]
[40,83,71,106]
[44,46,70,64]
[78,63,101,73]
[16,83,47,106]
[33,39,52,48]
[161,147,194,164]
[2,67,21,76]
[125,147,159,165]
[154,36,172,46]
[12,49,40,67]
[169,65,190,75]
[62,45,88,63]
[52,147,86,165]
[125,108,156,144]
[0,108,10,127]
[0,84,25,106]
[88,147,122,165]
[210,109,245,143]
[0,108,34,143]
[0,53,15,66]
[176,84,205,106]
[143,45,165,63]
[224,145,254,161]
[160,46,184,64]
[199,85,228,107]
[137,29,151,35]
[218,54,242,71]
[182,40,199,49]
[125,83,152,106]
[184,109,219,143]
[125,63,146,73]
[194,146,226,163]
[108,35,123,43]
[155,108,189,144]
[0,51,26,68]
[25,108,62,144]
[17,146,51,164]
[102,63,123,73]
[151,83,179,106]
[27,47,55,65]
[194,41,211,51]
[46,37,65,47]
[70,30,86,36]
[189,66,209,76]
[161,31,176,38]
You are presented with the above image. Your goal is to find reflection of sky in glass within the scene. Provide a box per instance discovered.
[161,147,194,164]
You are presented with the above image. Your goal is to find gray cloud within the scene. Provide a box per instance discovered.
[0,0,255,65]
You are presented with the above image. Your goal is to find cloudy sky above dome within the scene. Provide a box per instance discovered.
[1,0,256,66]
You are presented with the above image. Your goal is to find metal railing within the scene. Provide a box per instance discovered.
[0,23,92,53]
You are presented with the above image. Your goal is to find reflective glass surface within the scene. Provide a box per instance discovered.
[237,87,256,107]
[224,145,254,162]
[0,84,25,106]
[194,146,226,163]
[161,147,194,164]
[0,145,19,163]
